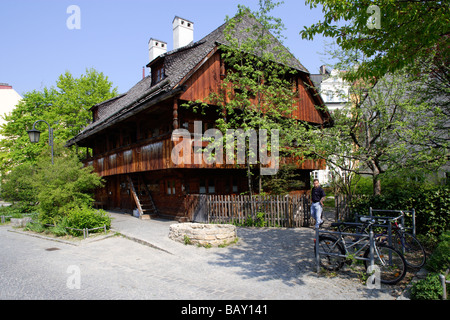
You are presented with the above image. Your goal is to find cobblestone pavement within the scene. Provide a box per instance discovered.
[0,211,407,300]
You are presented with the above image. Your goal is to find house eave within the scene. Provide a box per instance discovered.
[66,84,184,147]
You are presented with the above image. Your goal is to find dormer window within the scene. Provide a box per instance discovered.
[152,63,165,85]
[156,66,164,82]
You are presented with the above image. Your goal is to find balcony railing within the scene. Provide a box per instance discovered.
[84,133,326,176]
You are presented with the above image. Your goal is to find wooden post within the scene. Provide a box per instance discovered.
[127,175,143,217]
[315,227,320,273]
[173,98,179,130]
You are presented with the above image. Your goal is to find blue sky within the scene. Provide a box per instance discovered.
[1,0,331,96]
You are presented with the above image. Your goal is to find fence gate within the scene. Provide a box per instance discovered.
[191,195,208,223]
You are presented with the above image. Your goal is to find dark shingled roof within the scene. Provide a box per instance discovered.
[66,13,310,147]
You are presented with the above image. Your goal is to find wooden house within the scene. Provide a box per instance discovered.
[66,15,332,220]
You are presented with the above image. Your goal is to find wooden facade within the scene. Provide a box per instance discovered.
[68,16,331,221]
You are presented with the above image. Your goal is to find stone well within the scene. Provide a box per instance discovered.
[169,223,237,247]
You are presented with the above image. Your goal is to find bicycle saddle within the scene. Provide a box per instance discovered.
[359,216,386,224]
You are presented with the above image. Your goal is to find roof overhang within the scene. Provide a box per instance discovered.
[66,83,184,147]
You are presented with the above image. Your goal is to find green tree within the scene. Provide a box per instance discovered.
[300,0,449,82]
[300,0,450,156]
[304,68,447,195]
[0,68,118,172]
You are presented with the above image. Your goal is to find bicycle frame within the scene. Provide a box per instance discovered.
[354,214,408,255]
[314,225,376,274]
[316,215,410,284]
[315,215,408,274]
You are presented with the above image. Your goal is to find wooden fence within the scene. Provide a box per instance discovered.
[186,194,311,228]
[334,194,358,222]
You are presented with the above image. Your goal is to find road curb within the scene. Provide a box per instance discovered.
[112,229,174,255]
[7,227,116,246]
[7,228,79,246]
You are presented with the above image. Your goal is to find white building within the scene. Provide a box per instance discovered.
[0,83,22,138]
[0,83,22,200]
[310,66,351,186]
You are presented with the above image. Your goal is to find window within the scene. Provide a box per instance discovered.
[232,178,238,193]
[157,67,164,82]
[199,179,206,194]
[152,64,165,84]
[166,180,176,195]
[225,177,238,194]
[208,179,215,194]
[199,179,215,194]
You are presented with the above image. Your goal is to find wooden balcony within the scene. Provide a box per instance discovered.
[84,133,326,177]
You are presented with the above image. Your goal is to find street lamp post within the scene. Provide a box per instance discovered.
[27,120,54,165]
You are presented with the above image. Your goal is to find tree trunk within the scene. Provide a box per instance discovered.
[247,163,253,196]
[372,166,382,196]
[369,159,382,196]
[373,176,381,196]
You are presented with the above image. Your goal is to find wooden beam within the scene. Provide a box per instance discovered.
[127,175,143,216]
[173,98,179,130]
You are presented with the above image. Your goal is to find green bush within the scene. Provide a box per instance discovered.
[24,221,45,233]
[1,162,38,204]
[1,146,104,226]
[0,206,25,220]
[350,185,449,239]
[426,231,450,274]
[351,176,373,195]
[236,211,268,227]
[48,224,68,237]
[63,206,111,236]
[34,151,104,225]
[410,273,444,300]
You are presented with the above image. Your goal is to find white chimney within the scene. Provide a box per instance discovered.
[173,16,194,50]
[148,38,167,62]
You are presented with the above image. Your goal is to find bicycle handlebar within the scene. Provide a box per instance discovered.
[358,213,404,225]
[359,217,381,224]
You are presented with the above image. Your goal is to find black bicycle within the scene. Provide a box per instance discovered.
[342,214,426,269]
[315,217,407,285]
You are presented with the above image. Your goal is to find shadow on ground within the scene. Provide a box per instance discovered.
[207,223,401,299]
[209,227,317,286]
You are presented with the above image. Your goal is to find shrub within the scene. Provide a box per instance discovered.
[24,221,45,233]
[350,185,449,239]
[49,224,68,237]
[351,176,373,195]
[0,205,26,220]
[34,150,103,225]
[1,162,37,204]
[236,211,268,227]
[410,273,443,300]
[426,231,450,274]
[63,206,111,236]
[1,146,104,226]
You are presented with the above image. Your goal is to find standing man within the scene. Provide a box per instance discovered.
[311,179,326,228]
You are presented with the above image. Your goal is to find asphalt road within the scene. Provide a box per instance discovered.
[0,222,405,302]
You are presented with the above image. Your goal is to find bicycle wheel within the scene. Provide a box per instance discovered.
[364,244,407,285]
[393,232,426,269]
[315,235,346,271]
